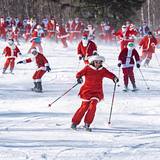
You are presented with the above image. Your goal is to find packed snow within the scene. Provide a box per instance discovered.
[0,39,160,160]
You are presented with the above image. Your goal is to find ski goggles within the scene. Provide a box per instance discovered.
[82,36,88,40]
[128,43,134,47]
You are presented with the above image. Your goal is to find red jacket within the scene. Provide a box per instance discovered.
[47,21,56,31]
[77,40,97,57]
[24,53,49,71]
[139,35,157,53]
[3,45,20,58]
[76,65,115,101]
[118,48,140,68]
[57,26,69,38]
[114,29,133,40]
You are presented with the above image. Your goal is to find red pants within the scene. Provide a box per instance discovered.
[140,51,153,61]
[3,58,15,71]
[122,67,135,86]
[32,70,46,82]
[72,99,98,125]
[60,38,68,48]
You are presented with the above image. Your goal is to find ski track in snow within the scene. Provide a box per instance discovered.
[0,40,160,159]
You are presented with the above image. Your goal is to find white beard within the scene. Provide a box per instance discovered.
[10,44,16,50]
[82,39,88,47]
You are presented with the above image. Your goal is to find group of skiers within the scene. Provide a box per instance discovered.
[70,22,158,130]
[1,16,159,131]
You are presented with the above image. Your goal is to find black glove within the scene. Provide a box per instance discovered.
[46,66,51,72]
[136,63,140,68]
[79,55,85,60]
[77,77,83,84]
[93,51,99,56]
[17,61,23,64]
[113,77,119,83]
[79,56,82,60]
[118,63,121,67]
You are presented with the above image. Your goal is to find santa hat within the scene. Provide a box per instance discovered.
[89,55,105,63]
[82,32,88,38]
[31,47,37,53]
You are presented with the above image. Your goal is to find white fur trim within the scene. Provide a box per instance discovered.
[45,63,49,67]
[35,79,41,82]
[81,97,99,102]
[37,67,46,71]
[88,55,105,63]
[90,97,100,102]
[89,65,103,70]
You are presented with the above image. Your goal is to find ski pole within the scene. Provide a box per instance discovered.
[108,82,117,125]
[48,83,79,107]
[117,67,121,87]
[139,68,150,90]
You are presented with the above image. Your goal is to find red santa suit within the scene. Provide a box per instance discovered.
[56,24,69,48]
[11,26,20,45]
[0,17,7,40]
[24,23,31,42]
[23,52,49,82]
[2,42,21,73]
[72,56,116,126]
[28,25,44,54]
[77,34,97,64]
[46,19,56,40]
[69,18,83,42]
[118,44,140,88]
[139,33,157,65]
[114,25,134,51]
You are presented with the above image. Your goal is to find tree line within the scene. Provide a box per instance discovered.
[0,0,159,30]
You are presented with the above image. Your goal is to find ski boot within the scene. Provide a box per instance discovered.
[71,123,77,130]
[2,68,6,74]
[123,85,129,92]
[35,82,43,93]
[31,82,37,91]
[132,83,138,92]
[84,123,92,132]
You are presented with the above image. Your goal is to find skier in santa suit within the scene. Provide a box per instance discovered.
[56,23,69,48]
[46,18,56,40]
[23,19,31,42]
[118,42,140,91]
[114,25,134,51]
[17,47,51,93]
[0,17,7,40]
[28,25,44,54]
[2,38,21,74]
[71,55,119,130]
[139,31,157,66]
[77,33,97,64]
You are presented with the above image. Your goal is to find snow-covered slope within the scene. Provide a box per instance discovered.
[0,40,160,160]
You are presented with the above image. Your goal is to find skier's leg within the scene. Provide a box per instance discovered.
[84,98,98,126]
[72,101,90,125]
[128,67,136,89]
[122,68,129,90]
[10,58,15,73]
[3,58,10,73]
